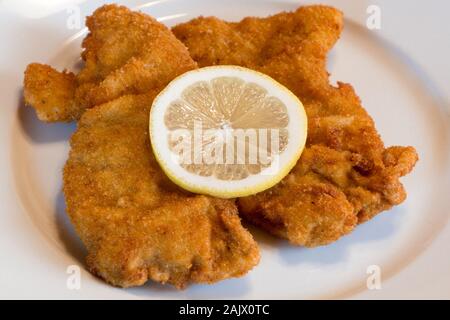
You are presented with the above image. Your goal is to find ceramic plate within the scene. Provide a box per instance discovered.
[0,0,449,299]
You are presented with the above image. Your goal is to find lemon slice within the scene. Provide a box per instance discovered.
[150,66,307,198]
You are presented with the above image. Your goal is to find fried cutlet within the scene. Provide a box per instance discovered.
[24,4,196,122]
[24,4,259,288]
[172,5,418,246]
[65,93,259,288]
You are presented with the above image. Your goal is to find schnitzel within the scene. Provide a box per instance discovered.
[21,3,418,289]
[65,93,259,288]
[24,4,196,122]
[24,4,259,288]
[173,5,418,246]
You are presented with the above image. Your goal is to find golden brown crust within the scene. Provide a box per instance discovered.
[173,5,418,246]
[64,94,259,288]
[23,63,79,122]
[239,178,357,247]
[23,4,197,122]
[27,4,259,288]
[78,5,197,107]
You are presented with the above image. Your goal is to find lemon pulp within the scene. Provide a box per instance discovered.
[150,66,307,198]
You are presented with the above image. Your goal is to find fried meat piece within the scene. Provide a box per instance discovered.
[64,94,259,288]
[173,5,418,246]
[24,4,196,122]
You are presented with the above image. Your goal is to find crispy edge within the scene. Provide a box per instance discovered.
[23,63,80,122]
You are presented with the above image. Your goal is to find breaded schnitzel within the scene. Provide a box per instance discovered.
[24,5,259,288]
[22,2,418,290]
[65,93,259,288]
[173,5,418,246]
[24,4,196,122]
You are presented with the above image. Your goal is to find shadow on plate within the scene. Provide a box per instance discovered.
[16,90,83,261]
[245,206,405,266]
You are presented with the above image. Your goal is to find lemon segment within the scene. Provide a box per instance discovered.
[150,66,307,198]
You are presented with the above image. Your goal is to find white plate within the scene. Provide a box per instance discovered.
[1,0,449,299]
